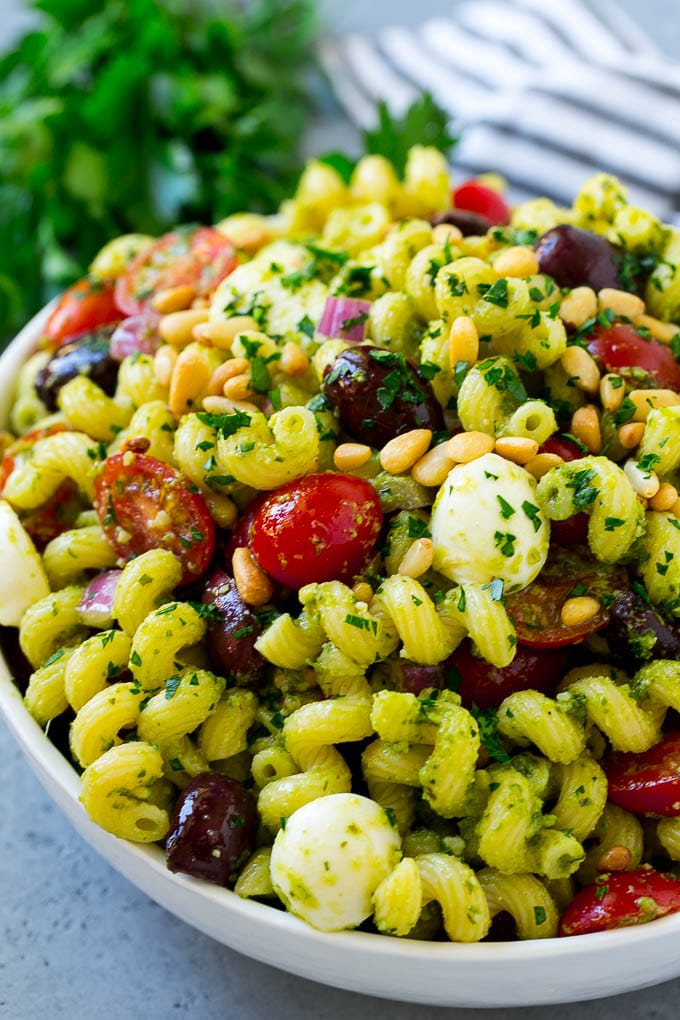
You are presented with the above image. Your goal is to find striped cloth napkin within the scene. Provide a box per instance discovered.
[319,0,680,220]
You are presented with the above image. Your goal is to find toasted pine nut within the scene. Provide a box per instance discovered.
[381,429,432,475]
[121,436,151,454]
[169,346,213,416]
[635,313,680,345]
[398,538,434,579]
[599,373,625,412]
[207,358,250,396]
[150,284,196,315]
[596,845,632,873]
[334,443,372,471]
[432,223,463,245]
[494,436,539,465]
[628,388,680,421]
[223,372,255,401]
[446,430,494,464]
[624,459,660,499]
[159,309,210,348]
[598,288,645,320]
[232,547,275,606]
[449,316,479,370]
[153,345,178,387]
[352,581,374,604]
[649,482,679,512]
[618,422,645,449]
[560,595,601,628]
[560,345,600,395]
[192,315,258,351]
[493,246,539,278]
[280,342,309,376]
[559,287,597,329]
[202,395,259,416]
[570,405,601,454]
[525,452,563,479]
[411,443,456,487]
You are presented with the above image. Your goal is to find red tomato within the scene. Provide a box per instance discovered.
[44,278,122,349]
[587,323,680,391]
[452,180,510,227]
[250,473,383,589]
[447,640,568,710]
[538,436,589,545]
[605,732,680,817]
[94,453,215,584]
[115,227,237,315]
[223,493,268,565]
[559,867,680,936]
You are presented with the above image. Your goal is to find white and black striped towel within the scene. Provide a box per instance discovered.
[319,0,680,220]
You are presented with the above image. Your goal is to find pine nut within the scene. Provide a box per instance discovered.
[494,436,539,465]
[411,443,456,487]
[334,443,372,471]
[192,315,259,351]
[494,246,539,278]
[525,452,563,479]
[624,459,660,499]
[618,422,645,449]
[570,405,601,454]
[168,346,212,416]
[446,430,495,463]
[596,845,632,873]
[432,223,463,245]
[560,596,601,628]
[629,388,680,421]
[397,538,434,579]
[380,429,432,475]
[649,482,679,512]
[223,373,255,401]
[280,342,310,376]
[635,314,680,345]
[153,345,178,387]
[560,345,600,394]
[559,287,597,329]
[232,547,275,606]
[598,288,645,320]
[449,316,479,370]
[202,395,259,416]
[159,309,210,347]
[599,373,625,412]
[150,284,196,314]
[207,358,250,396]
[352,581,374,604]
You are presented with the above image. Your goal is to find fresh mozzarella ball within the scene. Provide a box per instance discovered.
[431,452,549,591]
[0,501,50,626]
[270,793,402,932]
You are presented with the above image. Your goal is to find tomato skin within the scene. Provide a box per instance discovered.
[250,473,383,590]
[587,323,680,391]
[448,639,568,710]
[44,278,122,349]
[115,227,237,315]
[605,732,680,817]
[94,453,215,584]
[558,867,680,936]
[538,436,589,545]
[452,181,511,227]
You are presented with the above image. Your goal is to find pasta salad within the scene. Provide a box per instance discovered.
[3,147,680,941]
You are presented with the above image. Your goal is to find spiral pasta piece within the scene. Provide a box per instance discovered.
[640,512,680,616]
[70,682,143,767]
[577,803,644,884]
[111,401,176,463]
[24,645,80,726]
[215,406,319,489]
[198,689,259,762]
[113,549,183,636]
[550,756,608,842]
[128,602,206,689]
[477,869,559,939]
[80,741,170,842]
[254,604,326,669]
[19,586,88,669]
[64,629,133,712]
[42,525,118,588]
[137,668,225,747]
[58,376,133,441]
[3,431,98,509]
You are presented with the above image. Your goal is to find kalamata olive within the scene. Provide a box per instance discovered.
[202,569,265,689]
[429,209,492,237]
[603,589,680,667]
[399,661,446,695]
[165,772,258,885]
[535,225,621,292]
[322,346,444,447]
[34,325,119,411]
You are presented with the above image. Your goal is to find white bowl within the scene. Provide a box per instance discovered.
[3,310,680,1008]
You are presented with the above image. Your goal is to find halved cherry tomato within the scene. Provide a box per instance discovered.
[559,867,680,936]
[452,180,510,227]
[587,322,680,391]
[44,278,123,349]
[250,473,383,589]
[506,548,627,648]
[605,732,680,817]
[538,435,589,545]
[115,227,237,315]
[94,453,215,584]
[447,639,568,710]
[223,493,268,566]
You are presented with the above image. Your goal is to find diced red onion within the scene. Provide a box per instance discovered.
[78,569,122,627]
[317,297,372,343]
[110,313,161,361]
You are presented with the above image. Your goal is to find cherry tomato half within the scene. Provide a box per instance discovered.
[587,323,680,391]
[605,732,680,817]
[452,180,511,227]
[94,453,215,584]
[538,435,589,546]
[447,640,568,710]
[558,867,680,936]
[250,473,383,589]
[115,227,237,316]
[44,278,122,349]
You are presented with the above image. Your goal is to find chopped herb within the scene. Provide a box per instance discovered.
[165,675,181,700]
[196,410,251,438]
[534,906,547,925]
[637,452,661,473]
[494,531,516,557]
[130,651,142,667]
[481,578,505,602]
[613,397,636,428]
[453,359,469,388]
[568,582,589,598]
[233,625,255,639]
[604,517,625,531]
[384,807,398,828]
[340,311,369,331]
[470,705,510,763]
[480,277,509,309]
[407,516,430,539]
[43,649,65,668]
[457,588,466,612]
[496,495,516,520]
[521,501,542,532]
[169,758,184,772]
[187,601,222,621]
[595,884,609,901]
[296,314,316,338]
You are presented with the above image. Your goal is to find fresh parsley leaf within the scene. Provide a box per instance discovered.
[362,93,458,176]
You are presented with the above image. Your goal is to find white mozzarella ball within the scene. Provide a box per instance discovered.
[430,452,549,591]
[0,501,50,626]
[270,793,402,932]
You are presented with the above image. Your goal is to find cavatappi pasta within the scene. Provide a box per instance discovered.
[4,150,680,941]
